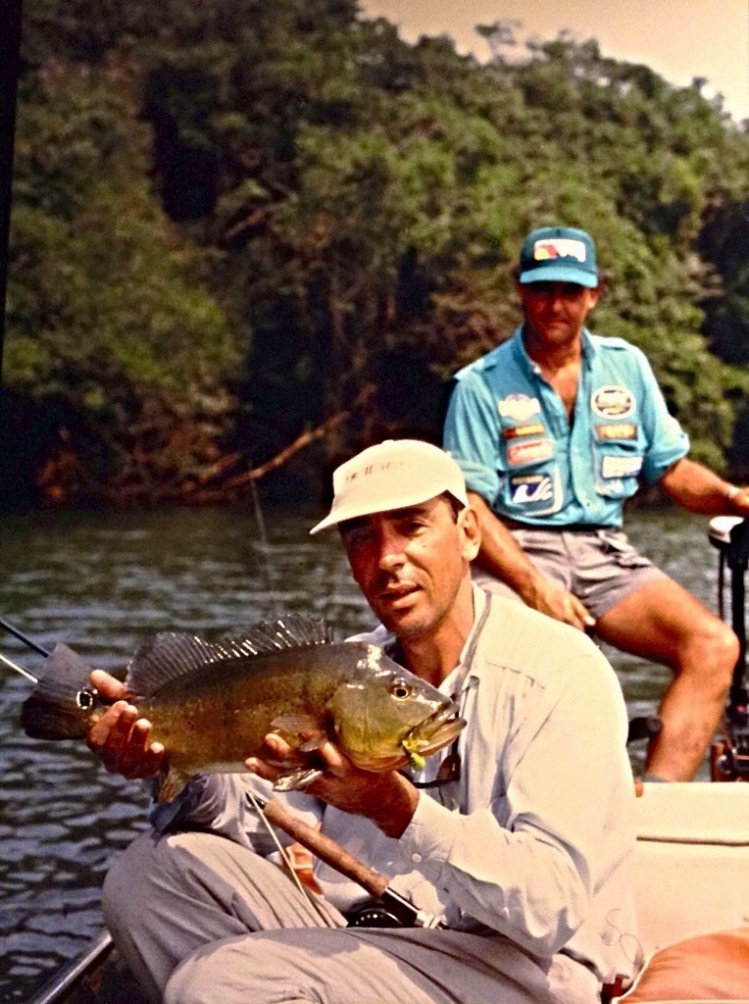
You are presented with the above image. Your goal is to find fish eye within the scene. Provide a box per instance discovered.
[390,680,412,701]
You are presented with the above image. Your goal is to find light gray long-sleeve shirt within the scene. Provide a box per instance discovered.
[159,586,638,984]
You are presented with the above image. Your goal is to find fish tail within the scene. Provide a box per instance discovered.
[20,642,99,740]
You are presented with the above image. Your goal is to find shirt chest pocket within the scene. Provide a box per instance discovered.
[593,430,644,499]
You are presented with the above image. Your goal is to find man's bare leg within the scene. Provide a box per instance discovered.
[595,579,737,781]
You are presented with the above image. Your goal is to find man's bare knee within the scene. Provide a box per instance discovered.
[675,614,737,696]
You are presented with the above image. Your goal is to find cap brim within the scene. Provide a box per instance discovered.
[309,510,345,535]
[519,265,597,288]
[309,494,430,535]
[310,488,467,535]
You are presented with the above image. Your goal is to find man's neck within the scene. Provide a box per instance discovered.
[399,581,475,687]
[524,329,583,373]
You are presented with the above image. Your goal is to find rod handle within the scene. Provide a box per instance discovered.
[262,798,388,900]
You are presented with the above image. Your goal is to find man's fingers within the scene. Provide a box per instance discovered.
[86,701,136,750]
[90,669,128,702]
[245,732,336,782]
[314,740,347,774]
[573,600,596,630]
[86,701,162,778]
[117,724,164,778]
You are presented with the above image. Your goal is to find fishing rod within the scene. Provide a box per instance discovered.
[0,615,49,682]
[0,616,51,657]
[0,649,38,682]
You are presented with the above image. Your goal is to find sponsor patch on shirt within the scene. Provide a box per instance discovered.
[594,423,638,441]
[506,439,553,467]
[503,422,545,441]
[591,386,635,419]
[601,455,643,479]
[498,394,541,423]
[509,474,554,505]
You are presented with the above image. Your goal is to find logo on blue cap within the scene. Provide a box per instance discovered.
[519,226,598,288]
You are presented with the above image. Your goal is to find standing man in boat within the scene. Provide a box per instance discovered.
[89,439,637,1004]
[443,225,749,783]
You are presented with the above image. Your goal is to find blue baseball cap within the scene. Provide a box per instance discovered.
[518,226,598,288]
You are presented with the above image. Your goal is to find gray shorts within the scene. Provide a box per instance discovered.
[473,527,666,621]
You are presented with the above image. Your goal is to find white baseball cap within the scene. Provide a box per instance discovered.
[310,439,468,535]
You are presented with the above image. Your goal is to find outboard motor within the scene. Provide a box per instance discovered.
[708,516,749,780]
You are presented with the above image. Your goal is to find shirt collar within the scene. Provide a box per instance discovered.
[512,324,596,376]
[380,582,488,693]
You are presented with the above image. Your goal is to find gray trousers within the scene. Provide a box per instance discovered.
[102,829,600,1004]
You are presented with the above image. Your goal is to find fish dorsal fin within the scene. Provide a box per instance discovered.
[126,614,333,696]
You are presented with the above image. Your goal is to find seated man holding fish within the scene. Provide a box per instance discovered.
[87,438,638,1004]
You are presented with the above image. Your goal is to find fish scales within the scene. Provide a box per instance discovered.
[140,643,361,768]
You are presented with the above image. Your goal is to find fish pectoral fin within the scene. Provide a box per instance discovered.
[156,766,192,803]
[272,767,324,792]
[270,714,322,742]
[298,737,324,753]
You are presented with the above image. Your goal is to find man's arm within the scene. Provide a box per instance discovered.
[659,457,749,516]
[469,491,595,630]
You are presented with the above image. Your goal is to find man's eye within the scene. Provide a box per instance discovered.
[400,520,425,534]
[345,531,370,548]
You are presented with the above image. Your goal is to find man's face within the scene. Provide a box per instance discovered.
[518,280,600,349]
[339,496,479,641]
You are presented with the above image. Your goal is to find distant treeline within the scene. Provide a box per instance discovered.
[3,0,749,508]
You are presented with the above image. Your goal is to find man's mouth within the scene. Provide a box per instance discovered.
[378,583,419,607]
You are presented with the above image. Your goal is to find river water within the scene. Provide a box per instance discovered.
[0,502,731,999]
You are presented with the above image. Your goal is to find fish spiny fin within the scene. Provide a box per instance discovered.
[126,614,333,696]
[239,614,334,653]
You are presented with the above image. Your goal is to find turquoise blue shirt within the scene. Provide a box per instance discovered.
[443,327,689,528]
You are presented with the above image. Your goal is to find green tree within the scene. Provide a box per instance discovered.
[5,3,749,503]
[5,56,239,504]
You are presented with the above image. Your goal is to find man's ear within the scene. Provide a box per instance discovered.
[458,506,481,562]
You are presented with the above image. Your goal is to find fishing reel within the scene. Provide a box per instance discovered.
[709,516,749,780]
[345,901,405,928]
[345,889,445,930]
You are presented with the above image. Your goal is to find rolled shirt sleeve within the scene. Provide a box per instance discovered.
[444,369,503,504]
[633,346,690,482]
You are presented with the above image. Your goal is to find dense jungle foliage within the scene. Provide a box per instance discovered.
[2,0,749,507]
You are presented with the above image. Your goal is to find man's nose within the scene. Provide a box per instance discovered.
[375,528,406,570]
